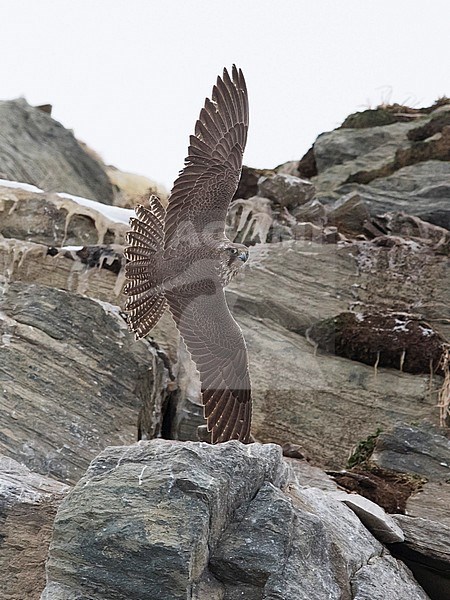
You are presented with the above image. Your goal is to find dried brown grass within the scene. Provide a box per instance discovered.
[437,345,450,427]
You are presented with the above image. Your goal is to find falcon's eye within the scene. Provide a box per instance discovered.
[230,247,239,255]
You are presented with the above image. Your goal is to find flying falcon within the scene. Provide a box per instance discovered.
[124,66,251,443]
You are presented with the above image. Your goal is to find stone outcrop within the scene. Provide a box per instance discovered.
[258,173,315,210]
[0,99,114,203]
[327,421,450,598]
[1,179,447,469]
[3,177,443,468]
[42,440,429,600]
[308,102,450,230]
[0,100,167,209]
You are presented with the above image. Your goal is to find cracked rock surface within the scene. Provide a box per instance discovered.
[0,454,69,600]
[0,282,170,485]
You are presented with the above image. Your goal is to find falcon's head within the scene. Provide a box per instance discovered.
[217,242,249,286]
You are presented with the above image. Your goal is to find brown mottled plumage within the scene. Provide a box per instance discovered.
[124,66,251,443]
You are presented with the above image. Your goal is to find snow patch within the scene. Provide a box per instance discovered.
[60,245,84,252]
[393,318,410,333]
[0,178,44,194]
[419,325,434,337]
[0,179,134,226]
[281,173,312,186]
[1,333,12,347]
[57,192,133,225]
[93,299,128,331]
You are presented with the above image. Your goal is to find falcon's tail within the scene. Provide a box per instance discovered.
[123,195,167,339]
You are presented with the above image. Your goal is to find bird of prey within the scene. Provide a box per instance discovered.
[123,66,251,444]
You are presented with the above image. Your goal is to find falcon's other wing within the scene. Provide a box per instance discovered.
[167,284,252,444]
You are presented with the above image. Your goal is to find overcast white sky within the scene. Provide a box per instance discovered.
[2,0,450,189]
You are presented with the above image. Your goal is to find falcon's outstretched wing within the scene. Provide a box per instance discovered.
[167,284,252,444]
[164,65,249,252]
[163,65,252,443]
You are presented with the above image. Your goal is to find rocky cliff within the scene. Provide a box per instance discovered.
[0,97,449,599]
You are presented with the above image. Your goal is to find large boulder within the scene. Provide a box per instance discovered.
[313,104,450,187]
[328,421,450,598]
[258,173,315,210]
[42,440,428,600]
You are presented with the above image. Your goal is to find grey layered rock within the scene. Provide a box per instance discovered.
[330,491,404,543]
[0,99,114,203]
[336,161,450,231]
[227,241,355,336]
[239,312,436,467]
[313,119,419,181]
[372,422,450,527]
[291,197,327,224]
[43,441,287,600]
[169,340,204,441]
[313,105,450,188]
[0,454,69,600]
[347,234,450,342]
[392,515,450,600]
[327,191,371,236]
[232,242,450,466]
[285,458,339,492]
[351,552,429,600]
[258,172,315,210]
[372,422,450,481]
[2,183,448,469]
[210,482,342,599]
[309,101,450,230]
[233,165,274,200]
[42,440,428,600]
[0,237,126,305]
[406,481,450,526]
[370,211,450,253]
[0,282,170,484]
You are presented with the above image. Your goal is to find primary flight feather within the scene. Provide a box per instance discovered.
[124,66,251,443]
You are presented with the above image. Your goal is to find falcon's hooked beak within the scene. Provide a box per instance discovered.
[238,250,249,262]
